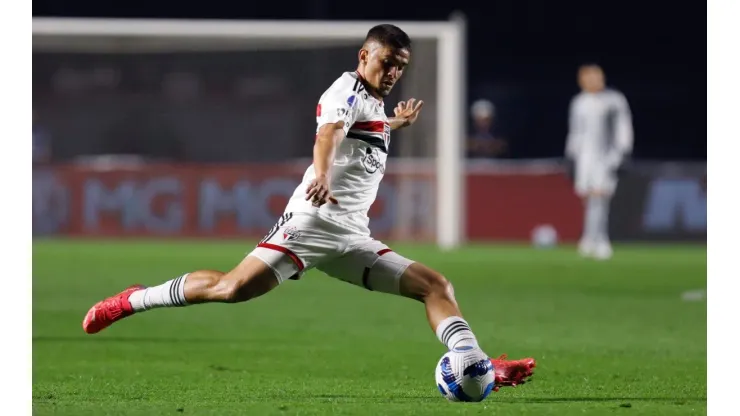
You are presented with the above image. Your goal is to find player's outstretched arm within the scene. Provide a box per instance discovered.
[611,93,634,166]
[565,96,580,160]
[389,98,424,130]
[306,122,345,206]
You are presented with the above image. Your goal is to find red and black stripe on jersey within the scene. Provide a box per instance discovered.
[347,121,389,153]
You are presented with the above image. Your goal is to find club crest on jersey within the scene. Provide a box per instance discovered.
[362,147,385,175]
[282,226,301,241]
[383,123,391,147]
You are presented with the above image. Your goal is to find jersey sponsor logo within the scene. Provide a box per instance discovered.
[347,94,357,107]
[361,147,386,174]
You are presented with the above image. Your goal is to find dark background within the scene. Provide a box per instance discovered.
[33,0,706,161]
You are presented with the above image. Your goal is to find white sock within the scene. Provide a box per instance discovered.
[435,316,479,351]
[128,274,189,312]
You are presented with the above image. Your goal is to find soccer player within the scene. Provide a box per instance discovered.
[467,99,507,158]
[565,64,633,260]
[83,24,535,392]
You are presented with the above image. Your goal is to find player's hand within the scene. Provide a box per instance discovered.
[564,157,575,182]
[393,98,424,127]
[305,175,338,207]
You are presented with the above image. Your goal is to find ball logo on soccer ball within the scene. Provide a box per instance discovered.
[435,348,495,402]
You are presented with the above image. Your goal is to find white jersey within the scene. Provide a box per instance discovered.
[284,71,391,235]
[565,88,633,166]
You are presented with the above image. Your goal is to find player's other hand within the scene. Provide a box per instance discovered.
[305,175,338,207]
[394,98,424,127]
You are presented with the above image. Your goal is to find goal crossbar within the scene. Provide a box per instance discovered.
[32,17,466,249]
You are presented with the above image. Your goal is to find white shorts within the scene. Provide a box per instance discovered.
[247,212,414,295]
[575,158,618,196]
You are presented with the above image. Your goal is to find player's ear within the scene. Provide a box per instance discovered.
[358,48,368,65]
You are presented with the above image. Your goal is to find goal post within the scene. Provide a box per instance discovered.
[32,16,467,249]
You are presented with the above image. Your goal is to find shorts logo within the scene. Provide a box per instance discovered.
[282,226,301,241]
[361,147,385,174]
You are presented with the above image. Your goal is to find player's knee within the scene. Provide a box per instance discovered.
[401,263,455,303]
[213,279,242,303]
[415,268,454,301]
[207,274,253,303]
[426,272,455,301]
[212,265,280,303]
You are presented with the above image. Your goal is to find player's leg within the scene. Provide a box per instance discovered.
[83,213,336,334]
[318,241,479,349]
[396,261,535,389]
[588,166,617,259]
[318,242,468,340]
[581,191,614,259]
[317,240,535,389]
[396,262,485,353]
[575,160,597,256]
[82,254,283,334]
[590,192,613,259]
[581,193,599,255]
[135,255,281,307]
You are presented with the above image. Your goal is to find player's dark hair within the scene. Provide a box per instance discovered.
[365,24,412,51]
[579,62,603,71]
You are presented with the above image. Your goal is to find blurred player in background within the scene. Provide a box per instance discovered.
[82,24,535,392]
[565,64,633,260]
[467,99,508,158]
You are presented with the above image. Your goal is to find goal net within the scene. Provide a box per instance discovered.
[32,17,466,248]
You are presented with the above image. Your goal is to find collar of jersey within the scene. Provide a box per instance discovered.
[354,71,384,106]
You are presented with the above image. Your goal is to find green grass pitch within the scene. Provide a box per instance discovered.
[32,240,706,415]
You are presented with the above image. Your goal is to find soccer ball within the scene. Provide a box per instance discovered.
[435,346,496,402]
[531,224,558,248]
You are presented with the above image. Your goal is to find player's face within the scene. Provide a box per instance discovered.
[474,115,492,130]
[578,67,605,92]
[361,44,410,97]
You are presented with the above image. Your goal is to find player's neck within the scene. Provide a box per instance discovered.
[354,69,383,101]
[583,87,605,94]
